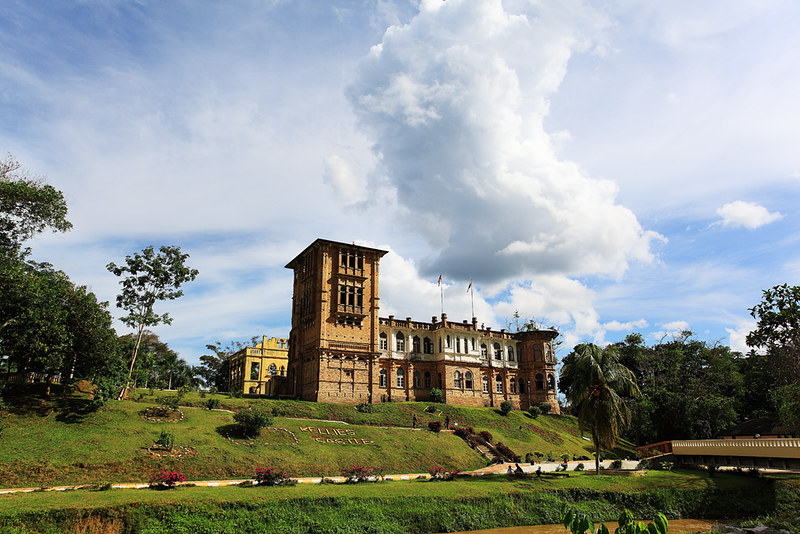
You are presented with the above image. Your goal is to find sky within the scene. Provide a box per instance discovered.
[2,0,798,366]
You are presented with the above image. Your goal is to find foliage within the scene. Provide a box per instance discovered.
[356,402,375,413]
[747,284,800,385]
[340,465,377,483]
[528,405,541,419]
[429,388,445,403]
[157,396,180,410]
[206,398,220,410]
[611,459,622,469]
[149,470,185,489]
[494,442,520,461]
[479,430,493,443]
[107,245,198,384]
[428,421,441,433]
[424,405,438,414]
[195,337,257,392]
[254,467,294,486]
[0,155,71,252]
[233,407,273,437]
[575,463,584,471]
[538,403,552,415]
[499,400,513,415]
[560,344,639,473]
[560,504,668,534]
[154,430,175,451]
[429,465,460,480]
[772,383,800,434]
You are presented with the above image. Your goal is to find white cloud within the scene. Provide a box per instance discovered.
[650,320,691,341]
[716,201,783,229]
[726,319,756,354]
[323,155,367,204]
[349,0,661,284]
[604,319,648,331]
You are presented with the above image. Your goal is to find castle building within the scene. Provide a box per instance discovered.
[285,239,559,412]
[228,336,289,395]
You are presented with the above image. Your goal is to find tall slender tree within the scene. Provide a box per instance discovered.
[107,245,198,397]
[560,344,640,473]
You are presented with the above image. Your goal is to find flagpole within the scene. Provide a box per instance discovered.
[467,279,474,318]
[438,274,443,316]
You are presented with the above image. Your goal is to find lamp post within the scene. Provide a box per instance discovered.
[527,380,531,409]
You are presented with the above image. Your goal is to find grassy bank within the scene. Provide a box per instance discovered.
[0,471,793,534]
[0,388,611,487]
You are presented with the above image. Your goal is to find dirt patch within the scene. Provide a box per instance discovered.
[139,407,185,423]
[145,446,198,459]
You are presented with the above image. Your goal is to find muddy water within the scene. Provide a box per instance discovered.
[450,519,726,534]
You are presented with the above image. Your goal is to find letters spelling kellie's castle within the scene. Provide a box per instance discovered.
[278,238,560,413]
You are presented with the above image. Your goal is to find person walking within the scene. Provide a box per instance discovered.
[445,415,450,430]
[412,414,417,429]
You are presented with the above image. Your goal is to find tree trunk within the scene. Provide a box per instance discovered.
[119,324,146,400]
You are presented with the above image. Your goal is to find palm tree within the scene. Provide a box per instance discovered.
[560,344,640,473]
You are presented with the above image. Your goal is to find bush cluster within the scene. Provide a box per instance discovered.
[149,470,185,489]
[494,442,520,462]
[478,430,493,443]
[254,467,295,486]
[428,421,441,433]
[341,465,380,484]
[157,396,180,410]
[428,465,460,480]
[499,400,513,415]
[424,405,438,414]
[429,388,445,403]
[355,402,374,413]
[528,405,541,419]
[233,407,274,437]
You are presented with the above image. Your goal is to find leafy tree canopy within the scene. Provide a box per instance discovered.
[0,155,71,252]
[746,283,800,385]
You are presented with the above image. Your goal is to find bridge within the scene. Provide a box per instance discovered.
[669,438,800,470]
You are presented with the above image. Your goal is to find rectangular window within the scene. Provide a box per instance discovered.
[380,337,388,350]
[250,362,260,381]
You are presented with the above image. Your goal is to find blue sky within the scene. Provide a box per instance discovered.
[2,0,798,365]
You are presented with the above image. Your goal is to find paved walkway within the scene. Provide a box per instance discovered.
[0,461,643,495]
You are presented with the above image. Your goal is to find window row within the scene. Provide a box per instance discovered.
[339,249,364,270]
[376,369,555,393]
[379,332,517,361]
[379,369,435,389]
[249,362,286,380]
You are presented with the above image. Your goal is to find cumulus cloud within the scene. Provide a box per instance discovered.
[323,155,367,204]
[716,201,783,229]
[726,319,756,354]
[348,0,662,284]
[650,320,691,341]
[604,319,648,331]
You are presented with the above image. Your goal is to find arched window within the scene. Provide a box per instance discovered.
[495,375,503,393]
[480,344,487,358]
[546,344,554,362]
[535,373,544,390]
[396,368,405,388]
[413,370,421,388]
[379,332,388,350]
[464,371,473,390]
[424,337,433,354]
[508,346,515,361]
[493,343,502,360]
[548,374,555,390]
[454,370,462,388]
[424,371,432,389]
[412,336,420,353]
[379,369,387,388]
[482,376,489,393]
[510,378,517,394]
[269,363,278,376]
[396,332,405,351]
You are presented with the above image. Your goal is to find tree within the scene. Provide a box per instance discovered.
[0,155,71,252]
[107,246,198,393]
[747,284,800,386]
[560,344,640,473]
[195,338,256,392]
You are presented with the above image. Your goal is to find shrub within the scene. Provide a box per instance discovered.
[424,405,438,414]
[355,402,374,413]
[176,385,190,399]
[428,421,441,433]
[611,459,623,469]
[575,463,585,471]
[429,388,445,403]
[154,429,175,451]
[561,453,570,463]
[499,400,513,415]
[535,451,544,461]
[525,452,535,463]
[527,405,541,419]
[429,466,460,481]
[453,427,472,439]
[254,467,295,486]
[478,430,493,443]
[495,442,520,461]
[206,398,220,410]
[707,463,719,477]
[538,402,551,415]
[199,391,206,398]
[158,396,180,410]
[233,407,274,437]
[271,406,287,417]
[341,466,374,484]
[149,470,185,489]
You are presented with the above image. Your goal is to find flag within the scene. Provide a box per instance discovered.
[467,280,472,292]
[437,274,442,286]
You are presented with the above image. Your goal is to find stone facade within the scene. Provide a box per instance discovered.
[285,239,559,413]
[229,336,289,395]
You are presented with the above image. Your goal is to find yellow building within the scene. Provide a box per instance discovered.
[229,336,290,396]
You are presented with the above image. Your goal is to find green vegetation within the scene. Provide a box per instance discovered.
[0,471,793,533]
